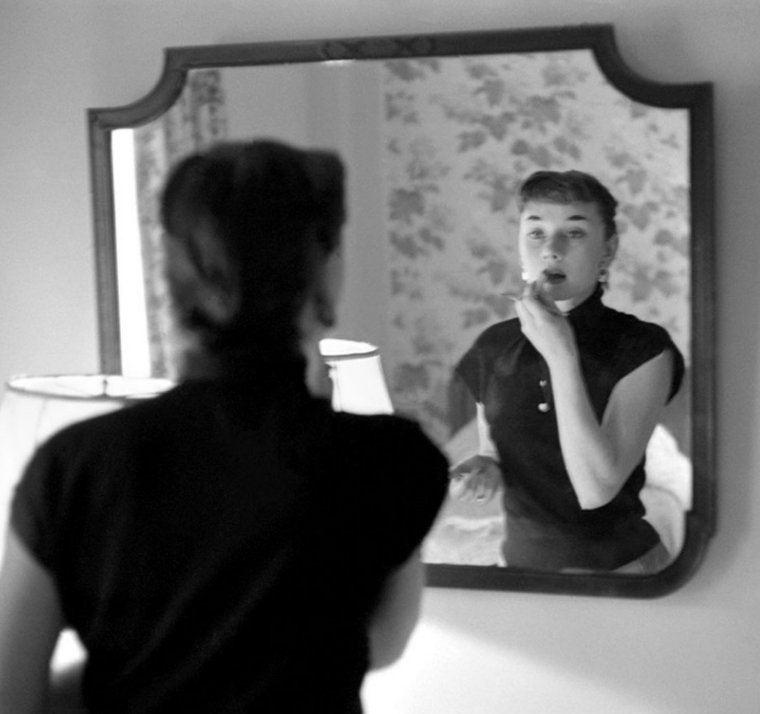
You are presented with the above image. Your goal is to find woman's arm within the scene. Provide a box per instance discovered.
[0,529,65,713]
[367,550,423,670]
[516,291,673,509]
[448,404,502,503]
[550,349,673,509]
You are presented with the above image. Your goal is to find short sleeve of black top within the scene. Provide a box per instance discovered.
[454,288,685,570]
[11,370,448,714]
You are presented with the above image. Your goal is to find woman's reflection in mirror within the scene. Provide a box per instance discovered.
[0,139,448,712]
[449,170,684,574]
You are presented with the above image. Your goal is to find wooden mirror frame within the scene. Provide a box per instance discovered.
[89,24,715,597]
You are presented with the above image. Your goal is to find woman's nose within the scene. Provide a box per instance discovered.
[542,233,566,260]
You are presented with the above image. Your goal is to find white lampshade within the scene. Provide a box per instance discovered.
[0,374,173,559]
[319,338,394,415]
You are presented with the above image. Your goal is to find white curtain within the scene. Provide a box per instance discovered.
[134,69,228,376]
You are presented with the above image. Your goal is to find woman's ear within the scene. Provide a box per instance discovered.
[602,233,619,267]
[315,246,344,329]
[299,244,344,344]
[314,291,336,329]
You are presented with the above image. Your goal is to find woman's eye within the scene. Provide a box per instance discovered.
[528,230,544,239]
[567,230,585,239]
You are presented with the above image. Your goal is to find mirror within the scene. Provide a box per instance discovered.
[89,25,714,597]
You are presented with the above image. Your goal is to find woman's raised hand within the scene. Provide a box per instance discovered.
[514,278,577,364]
[448,454,502,503]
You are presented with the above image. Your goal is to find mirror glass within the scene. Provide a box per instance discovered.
[90,26,714,597]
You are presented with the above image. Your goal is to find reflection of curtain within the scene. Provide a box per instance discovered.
[134,69,228,377]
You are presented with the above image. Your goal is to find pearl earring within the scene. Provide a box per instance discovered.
[598,266,609,288]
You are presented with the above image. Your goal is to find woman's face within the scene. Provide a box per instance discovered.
[518,200,617,311]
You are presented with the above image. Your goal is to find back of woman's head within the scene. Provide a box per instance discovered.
[160,139,345,373]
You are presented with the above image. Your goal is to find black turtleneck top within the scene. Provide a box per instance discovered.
[11,358,448,712]
[456,287,684,571]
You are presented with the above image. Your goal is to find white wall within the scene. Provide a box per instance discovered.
[1,0,759,711]
[224,63,392,355]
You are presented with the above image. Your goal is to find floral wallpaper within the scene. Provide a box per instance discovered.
[134,69,228,377]
[380,50,691,447]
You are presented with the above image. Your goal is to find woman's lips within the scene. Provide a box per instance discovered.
[542,269,566,285]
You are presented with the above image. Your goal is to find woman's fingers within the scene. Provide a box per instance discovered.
[449,474,497,502]
[448,456,501,503]
[448,455,481,480]
[527,277,563,315]
[448,476,474,500]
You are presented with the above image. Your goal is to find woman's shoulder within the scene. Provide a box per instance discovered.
[331,410,440,449]
[467,317,522,355]
[328,410,449,507]
[33,382,212,460]
[478,316,521,339]
[602,307,678,351]
[599,306,684,391]
[330,411,448,474]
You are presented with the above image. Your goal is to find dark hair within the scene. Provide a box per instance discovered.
[160,139,345,371]
[517,170,618,239]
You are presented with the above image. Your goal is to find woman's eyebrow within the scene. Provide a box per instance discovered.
[523,213,590,222]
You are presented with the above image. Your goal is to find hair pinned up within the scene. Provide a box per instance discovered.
[159,139,346,373]
[518,170,618,240]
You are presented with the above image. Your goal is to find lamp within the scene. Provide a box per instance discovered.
[319,338,394,415]
[0,374,173,559]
